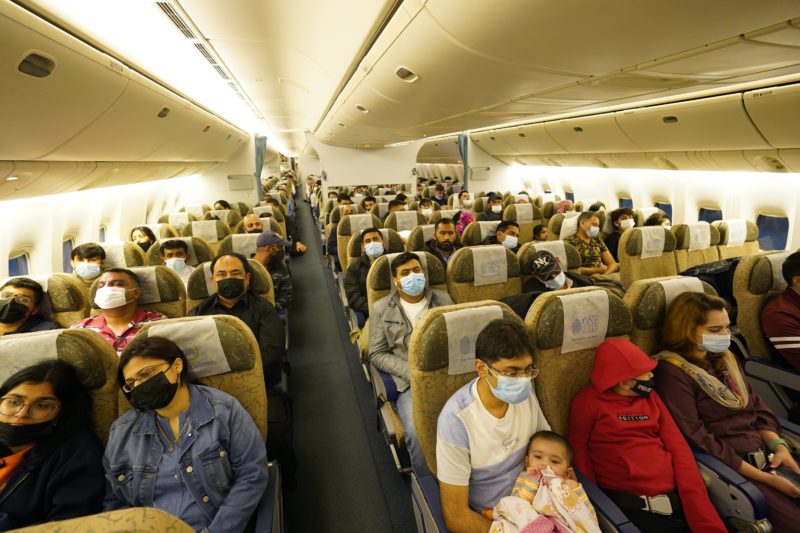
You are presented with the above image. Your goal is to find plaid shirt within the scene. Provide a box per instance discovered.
[71,308,166,354]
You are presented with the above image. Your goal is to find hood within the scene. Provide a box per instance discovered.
[591,338,656,392]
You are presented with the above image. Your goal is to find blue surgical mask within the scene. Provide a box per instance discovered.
[488,370,532,405]
[700,334,731,353]
[74,262,101,279]
[365,242,384,258]
[587,226,600,238]
[399,272,426,296]
[502,235,518,250]
[544,271,566,290]
[165,258,186,272]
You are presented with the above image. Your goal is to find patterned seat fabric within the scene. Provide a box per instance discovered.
[618,227,678,290]
[673,223,721,272]
[346,228,405,264]
[145,237,213,267]
[88,266,187,319]
[713,220,760,259]
[11,507,195,532]
[446,246,522,304]
[33,273,90,327]
[365,252,446,312]
[337,213,383,271]
[186,259,275,312]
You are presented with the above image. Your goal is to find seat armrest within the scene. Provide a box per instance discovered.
[574,470,637,532]
[744,357,800,391]
[692,449,770,519]
[370,366,398,403]
[416,474,449,533]
[253,462,283,533]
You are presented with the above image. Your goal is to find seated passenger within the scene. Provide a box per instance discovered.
[569,338,725,532]
[515,192,531,204]
[344,227,384,326]
[477,192,504,222]
[264,197,307,255]
[242,213,264,234]
[482,220,520,253]
[69,243,107,289]
[644,211,671,228]
[387,199,404,215]
[160,239,195,288]
[564,212,619,276]
[104,336,268,532]
[554,200,574,214]
[71,268,166,354]
[326,195,354,270]
[457,190,472,209]
[762,252,800,370]
[588,201,605,213]
[437,319,550,533]
[455,210,474,235]
[426,219,462,269]
[362,195,377,213]
[416,183,426,200]
[532,224,548,242]
[213,199,231,210]
[522,250,593,293]
[418,198,434,219]
[253,231,292,318]
[0,278,59,335]
[0,360,105,529]
[369,252,453,474]
[130,226,156,254]
[395,193,409,210]
[603,207,634,263]
[432,184,447,206]
[189,253,285,389]
[655,292,800,531]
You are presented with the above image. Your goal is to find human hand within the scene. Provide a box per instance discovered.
[296,242,308,254]
[768,474,800,498]
[770,446,800,473]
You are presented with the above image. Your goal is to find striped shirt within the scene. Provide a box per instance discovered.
[72,308,166,354]
[761,287,800,371]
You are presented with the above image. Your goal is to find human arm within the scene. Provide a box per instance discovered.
[566,393,598,483]
[600,251,618,274]
[761,303,800,369]
[579,266,607,275]
[759,429,800,473]
[273,272,292,311]
[440,482,492,533]
[367,305,410,383]
[256,300,286,388]
[343,262,369,313]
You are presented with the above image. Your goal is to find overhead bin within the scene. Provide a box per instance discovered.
[743,83,800,148]
[417,137,461,164]
[615,93,770,151]
[477,124,567,155]
[471,132,518,156]
[544,114,641,153]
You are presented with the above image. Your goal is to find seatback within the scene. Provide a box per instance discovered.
[546,212,580,241]
[406,224,435,252]
[204,208,243,230]
[633,207,661,227]
[365,251,446,311]
[408,300,521,475]
[181,220,231,254]
[623,276,717,355]
[144,223,180,239]
[525,287,632,434]
[329,204,365,225]
[145,237,213,267]
[713,219,760,259]
[346,228,405,265]
[446,246,522,303]
[89,266,187,319]
[370,202,390,222]
[533,193,559,208]
[186,259,274,312]
[100,242,146,268]
[502,203,544,244]
[429,209,459,225]
[130,315,267,440]
[12,508,194,532]
[541,200,556,226]
[217,234,260,260]
[180,204,211,218]
[337,213,383,270]
[0,328,119,444]
[460,221,500,246]
[251,205,287,237]
[159,212,198,232]
[573,200,597,212]
[384,211,428,234]
[673,222,721,272]
[618,226,678,289]
[232,201,250,217]
[732,250,793,360]
[2,273,90,327]
[517,241,582,285]
[233,216,285,239]
[472,197,486,214]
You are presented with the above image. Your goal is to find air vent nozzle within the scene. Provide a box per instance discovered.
[157,107,170,118]
[355,104,369,113]
[18,53,55,78]
[662,116,679,124]
[202,125,211,133]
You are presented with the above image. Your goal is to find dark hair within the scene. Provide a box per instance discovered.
[395,193,408,202]
[390,252,422,278]
[338,193,351,203]
[533,224,547,239]
[103,268,141,288]
[214,200,231,209]
[211,252,252,276]
[458,190,470,198]
[0,277,45,306]
[476,318,534,364]
[388,199,403,209]
[130,226,156,243]
[610,208,634,227]
[644,211,670,227]
[497,221,520,233]
[589,201,605,212]
[434,184,445,192]
[361,227,382,240]
[782,251,800,286]
[71,243,105,261]
[659,291,729,374]
[160,239,188,255]
[577,211,599,225]
[364,195,377,204]
[0,360,93,459]
[419,198,433,208]
[435,218,455,232]
[529,430,573,464]
[118,336,189,391]
[328,191,339,198]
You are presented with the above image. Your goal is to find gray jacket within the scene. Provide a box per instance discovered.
[368,289,453,391]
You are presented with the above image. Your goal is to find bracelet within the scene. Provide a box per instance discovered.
[766,437,790,452]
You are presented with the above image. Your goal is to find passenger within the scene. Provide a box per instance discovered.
[69,243,107,289]
[569,338,726,533]
[477,193,504,222]
[344,227,384,326]
[326,195,354,271]
[482,220,520,253]
[395,193,409,209]
[253,231,293,320]
[515,192,531,204]
[265,197,307,255]
[189,253,285,389]
[362,195,377,212]
[554,199,574,214]
[353,186,366,196]
[418,198,434,219]
[432,184,447,206]
[455,210,474,235]
[104,336,268,533]
[522,250,592,293]
[437,319,550,532]
[0,360,105,529]
[644,211,671,228]
[213,200,231,210]
[416,183,426,199]
[242,213,264,234]
[603,207,634,263]
[369,252,453,474]
[426,219,462,269]
[327,190,339,202]
[130,226,157,254]
[761,251,800,370]
[564,212,619,276]
[71,269,166,354]
[160,239,195,288]
[457,190,472,209]
[588,201,606,213]
[387,199,404,215]
[655,292,800,531]
[0,278,59,335]
[532,224,548,242]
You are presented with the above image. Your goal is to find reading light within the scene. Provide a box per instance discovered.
[6,176,19,181]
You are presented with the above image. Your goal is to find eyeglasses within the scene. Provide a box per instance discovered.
[122,363,169,393]
[487,363,540,379]
[0,292,34,306]
[0,396,60,419]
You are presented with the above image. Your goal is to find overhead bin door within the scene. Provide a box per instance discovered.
[544,114,641,153]
[743,84,800,149]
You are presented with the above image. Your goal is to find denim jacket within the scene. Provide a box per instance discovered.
[103,384,268,533]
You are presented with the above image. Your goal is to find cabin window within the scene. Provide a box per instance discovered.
[63,238,74,273]
[8,253,29,277]
[698,207,723,224]
[756,214,789,251]
[655,202,673,220]
[619,198,634,209]
[99,225,107,242]
[565,191,575,202]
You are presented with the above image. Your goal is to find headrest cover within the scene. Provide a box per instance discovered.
[232,234,259,257]
[169,212,190,229]
[445,306,504,375]
[420,224,435,243]
[514,203,535,222]
[687,222,711,251]
[253,205,273,217]
[558,290,610,352]
[767,251,791,291]
[101,243,127,268]
[0,330,59,383]
[472,245,509,287]
[636,278,715,330]
[658,277,704,310]
[723,219,748,246]
[348,214,373,235]
[479,221,500,240]
[191,220,220,243]
[184,205,205,218]
[559,213,580,239]
[395,211,420,232]
[146,319,232,378]
[638,226,667,259]
[128,267,161,304]
[209,209,233,225]
[532,241,569,270]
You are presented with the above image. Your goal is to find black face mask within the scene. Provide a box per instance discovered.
[0,299,29,324]
[138,241,153,253]
[632,378,655,397]
[217,278,246,299]
[436,241,454,252]
[0,420,55,447]
[127,371,178,410]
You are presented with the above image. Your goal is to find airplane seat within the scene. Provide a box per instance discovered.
[540,201,557,228]
[232,201,250,217]
[88,265,187,319]
[0,328,119,445]
[217,233,260,261]
[99,242,147,268]
[533,193,559,208]
[181,220,231,255]
[472,196,486,214]
[712,219,760,259]
[11,507,194,532]
[406,225,435,252]
[204,208,243,230]
[672,222,721,272]
[546,211,580,241]
[385,211,428,233]
[370,202,390,222]
[445,245,521,304]
[474,191,486,199]
[159,212,199,233]
[517,240,582,285]
[633,207,661,227]
[459,220,499,246]
[145,237,213,267]
[329,204,365,226]
[144,222,180,239]
[252,204,288,236]
[347,228,405,267]
[1,273,91,326]
[186,259,275,313]
[502,203,543,244]
[428,209,459,225]
[617,226,678,290]
[337,213,383,271]
[233,216,285,239]
[179,204,212,218]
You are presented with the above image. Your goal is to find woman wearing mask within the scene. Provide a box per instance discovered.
[655,292,800,531]
[130,226,157,254]
[0,360,104,529]
[103,336,269,533]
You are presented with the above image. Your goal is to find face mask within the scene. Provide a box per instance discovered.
[94,287,130,310]
[619,219,635,230]
[700,334,731,353]
[0,420,55,447]
[544,271,566,290]
[502,235,518,250]
[421,208,433,217]
[488,372,532,404]
[165,258,186,272]
[126,371,178,410]
[491,205,502,213]
[399,272,426,297]
[435,194,444,200]
[74,262,101,280]
[436,241,454,252]
[365,242,384,258]
[587,226,600,238]
[631,378,654,397]
[463,199,473,206]
[138,241,152,253]
[217,278,245,299]
[0,299,29,324]
[663,224,671,231]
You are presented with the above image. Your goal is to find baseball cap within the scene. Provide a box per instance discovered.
[256,230,291,248]
[529,250,560,279]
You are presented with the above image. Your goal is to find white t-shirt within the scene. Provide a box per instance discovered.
[399,297,428,328]
[175,264,195,288]
[436,378,550,511]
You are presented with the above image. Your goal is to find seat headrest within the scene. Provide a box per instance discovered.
[205,209,241,227]
[161,212,195,229]
[448,246,520,284]
[460,221,500,246]
[252,205,284,222]
[713,219,758,246]
[146,237,211,267]
[406,225,436,251]
[519,241,582,273]
[673,223,721,250]
[624,226,677,256]
[338,213,381,235]
[186,259,272,301]
[145,223,180,239]
[127,266,184,305]
[504,203,541,223]
[748,251,792,294]
[218,234,260,259]
[629,277,717,330]
[330,205,365,225]
[367,252,446,291]
[185,220,230,243]
[181,205,209,218]
[386,211,427,232]
[100,242,145,268]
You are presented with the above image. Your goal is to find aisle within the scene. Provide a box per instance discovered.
[284,194,415,532]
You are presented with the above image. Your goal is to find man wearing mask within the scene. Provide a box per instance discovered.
[70,243,106,289]
[522,250,593,293]
[418,198,434,220]
[0,278,59,335]
[432,184,447,206]
[344,227,384,326]
[603,208,635,263]
[369,252,453,474]
[477,192,504,222]
[189,253,285,389]
[426,219,462,269]
[71,269,166,354]
[482,221,521,253]
[159,240,195,287]
[457,190,472,209]
[242,213,264,234]
[565,212,619,276]
[253,231,293,320]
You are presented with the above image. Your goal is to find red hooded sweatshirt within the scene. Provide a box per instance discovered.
[568,338,726,532]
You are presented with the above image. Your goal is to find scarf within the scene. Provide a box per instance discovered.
[656,350,748,410]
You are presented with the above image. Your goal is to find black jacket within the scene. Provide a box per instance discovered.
[425,239,462,271]
[603,231,622,262]
[344,255,372,316]
[0,428,104,530]
[6,316,60,335]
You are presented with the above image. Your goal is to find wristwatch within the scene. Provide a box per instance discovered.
[767,437,790,452]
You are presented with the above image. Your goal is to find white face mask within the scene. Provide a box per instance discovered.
[166,257,186,272]
[619,218,635,230]
[421,208,433,217]
[94,286,131,310]
[463,199,473,206]
[502,235,519,250]
[491,205,502,213]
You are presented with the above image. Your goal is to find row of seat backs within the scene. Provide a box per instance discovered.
[13,507,194,532]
